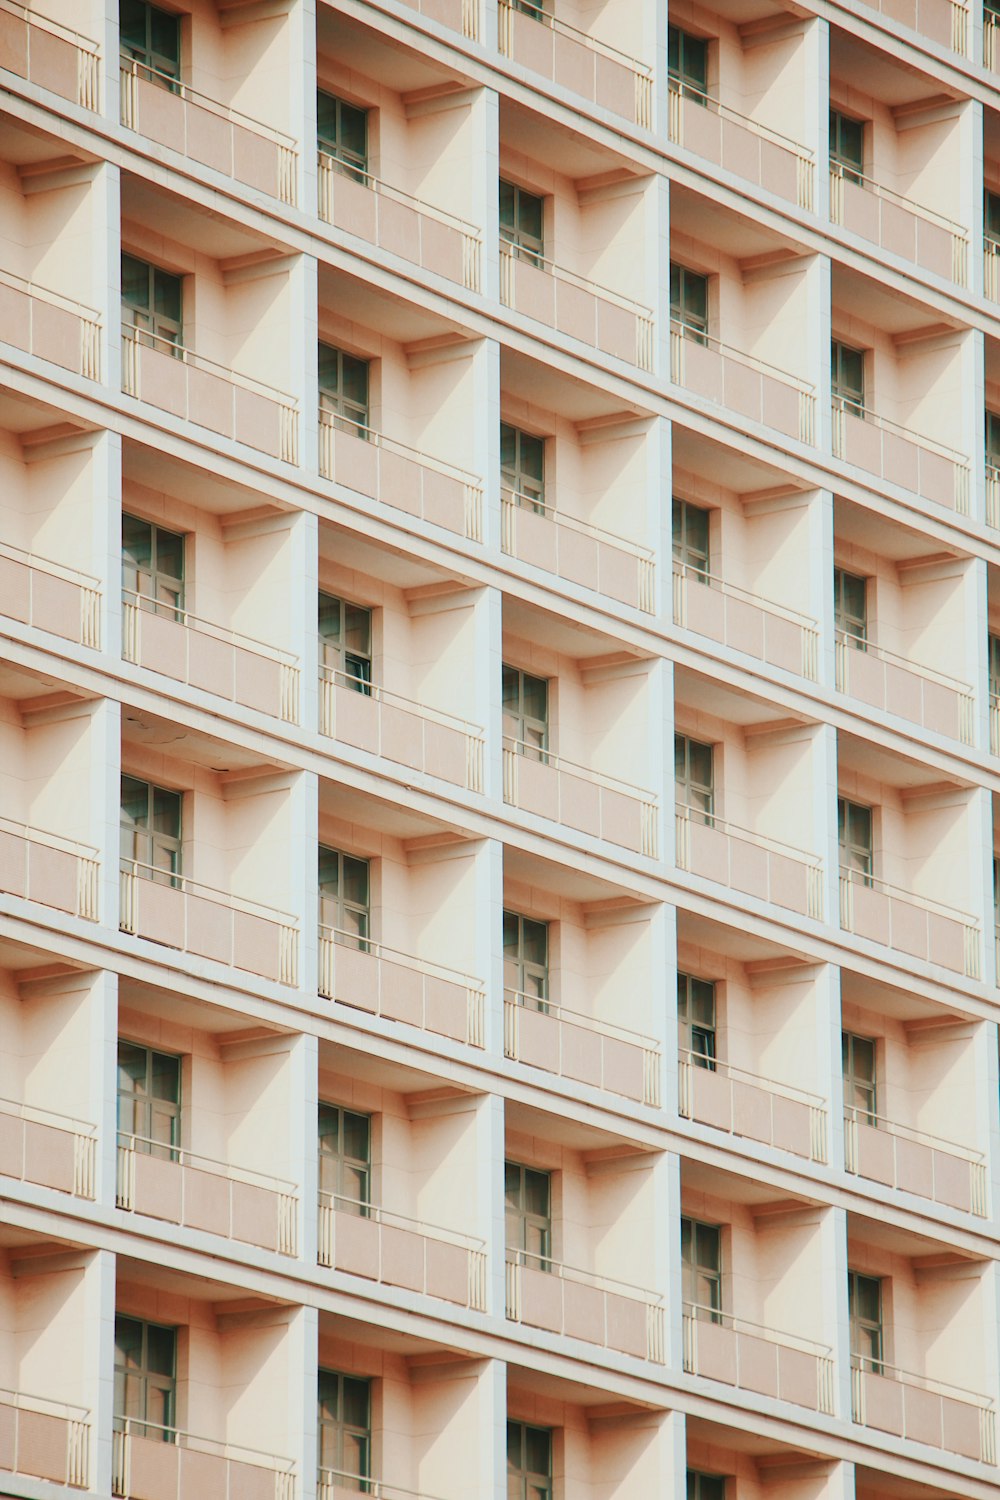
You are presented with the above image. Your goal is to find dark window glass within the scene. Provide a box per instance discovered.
[989,633,1000,699]
[500,179,545,265]
[120,0,181,85]
[114,1315,177,1440]
[502,664,549,760]
[832,340,866,417]
[830,110,865,185]
[318,1369,371,1489]
[507,1420,553,1500]
[318,592,372,693]
[675,733,714,824]
[501,422,546,514]
[120,775,182,885]
[834,567,867,648]
[987,409,1000,469]
[671,263,709,345]
[318,343,370,436]
[688,1473,727,1500]
[117,1041,181,1158]
[682,1216,722,1322]
[122,513,184,618]
[505,1160,551,1268]
[318,844,371,950]
[669,25,708,98]
[673,499,710,580]
[848,1270,884,1374]
[986,190,1000,245]
[503,909,549,1010]
[317,90,369,181]
[838,797,873,885]
[842,1031,877,1124]
[678,972,716,1069]
[122,254,183,353]
[318,1103,371,1212]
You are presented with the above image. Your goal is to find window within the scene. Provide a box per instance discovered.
[318,1369,371,1490]
[671,263,709,345]
[117,1041,181,1159]
[832,339,866,418]
[122,513,184,619]
[668,25,708,98]
[838,797,873,885]
[318,845,370,950]
[120,0,180,85]
[675,733,714,824]
[503,909,549,1009]
[500,178,544,265]
[842,1031,877,1125]
[829,109,865,185]
[120,775,182,885]
[987,409,1000,471]
[318,1104,371,1214]
[318,592,372,693]
[317,90,368,181]
[502,664,549,759]
[994,856,999,935]
[673,499,710,580]
[990,634,1000,701]
[318,342,370,436]
[848,1270,884,1374]
[505,1160,551,1268]
[986,189,1000,246]
[507,1420,553,1500]
[511,0,547,17]
[678,971,716,1069]
[122,253,183,352]
[688,1473,726,1500]
[682,1216,722,1322]
[834,567,867,648]
[501,422,546,514]
[114,1315,177,1440]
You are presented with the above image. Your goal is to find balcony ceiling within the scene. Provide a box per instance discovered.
[317,264,473,345]
[670,184,800,261]
[831,265,960,338]
[686,1414,825,1459]
[317,8,465,95]
[121,175,277,262]
[840,969,962,1025]
[673,426,807,499]
[506,1096,650,1153]
[318,777,475,843]
[0,661,87,705]
[124,441,293,518]
[675,664,808,729]
[855,1464,967,1500]
[0,934,87,977]
[119,977,289,1038]
[500,99,646,182]
[0,113,97,170]
[319,523,469,593]
[122,706,291,774]
[834,495,964,566]
[847,1209,979,1260]
[504,843,652,906]
[0,388,94,440]
[504,594,649,665]
[501,347,650,424]
[682,1155,817,1207]
[118,1254,290,1305]
[677,909,813,966]
[508,1359,661,1409]
[830,28,960,108]
[837,729,973,791]
[318,1036,481,1098]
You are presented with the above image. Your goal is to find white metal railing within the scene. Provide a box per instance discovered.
[318,925,486,1048]
[0,265,100,380]
[0,1386,89,1488]
[0,1093,95,1197]
[987,462,1000,529]
[670,322,816,444]
[318,151,481,292]
[0,813,99,920]
[120,860,298,986]
[678,1050,827,1162]
[506,1247,666,1363]
[830,163,968,284]
[673,561,819,680]
[503,737,658,857]
[839,865,980,979]
[122,591,299,723]
[501,489,655,613]
[319,665,484,793]
[843,1106,987,1216]
[987,11,1000,67]
[667,80,814,211]
[0,539,100,646]
[835,632,974,744]
[850,1357,996,1464]
[318,408,483,542]
[675,802,824,919]
[987,238,1000,302]
[497,0,653,127]
[504,989,661,1107]
[991,692,1000,755]
[121,325,298,464]
[318,1191,486,1310]
[116,1132,298,1253]
[112,1418,295,1500]
[831,397,970,514]
[684,1303,835,1413]
[0,0,100,109]
[318,1471,445,1500]
[500,238,654,371]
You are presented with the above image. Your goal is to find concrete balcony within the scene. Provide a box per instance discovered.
[319,668,484,792]
[505,1250,666,1364]
[678,1053,828,1164]
[112,1421,295,1500]
[831,399,969,514]
[504,740,658,857]
[867,0,969,51]
[0,267,100,382]
[836,636,974,744]
[0,0,99,110]
[0,815,99,921]
[120,60,297,205]
[830,164,969,285]
[318,927,486,1048]
[683,1304,835,1415]
[843,1107,987,1217]
[673,563,819,681]
[504,990,662,1107]
[668,84,814,211]
[500,240,654,371]
[396,0,478,39]
[497,0,653,127]
[502,491,655,613]
[0,541,100,648]
[318,1192,487,1311]
[851,1359,995,1464]
[670,324,816,445]
[116,1133,298,1256]
[0,1095,95,1199]
[838,867,979,978]
[675,805,824,920]
[0,1388,89,1489]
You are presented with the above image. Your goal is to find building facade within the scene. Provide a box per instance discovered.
[0,0,999,1497]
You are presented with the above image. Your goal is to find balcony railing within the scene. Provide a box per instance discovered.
[851,1357,995,1464]
[835,634,974,745]
[0,814,99,920]
[318,152,480,292]
[831,399,969,515]
[0,266,100,380]
[318,925,486,1048]
[988,462,1000,530]
[863,0,969,52]
[0,540,100,647]
[497,0,652,127]
[0,0,99,109]
[506,1248,666,1363]
[987,238,1000,302]
[668,82,814,211]
[319,666,484,793]
[830,163,968,284]
[675,803,824,920]
[843,1106,987,1217]
[684,1303,835,1414]
[988,10,1000,66]
[121,326,298,464]
[396,0,479,40]
[117,1132,298,1255]
[0,1387,89,1489]
[120,861,299,986]
[673,562,819,680]
[318,409,483,543]
[678,1051,827,1163]
[318,1191,486,1310]
[500,239,654,371]
[504,989,661,1106]
[670,324,816,444]
[502,489,655,613]
[319,1471,445,1500]
[839,865,980,979]
[503,737,658,857]
[991,692,1000,754]
[0,1094,95,1198]
[112,1418,295,1500]
[122,591,300,724]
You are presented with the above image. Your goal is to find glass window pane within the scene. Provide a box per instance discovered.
[145,1323,176,1377]
[152,786,181,838]
[342,354,369,407]
[342,855,369,907]
[153,269,181,324]
[150,7,180,67]
[151,1051,180,1102]
[521,917,547,967]
[341,103,368,160]
[342,1110,370,1163]
[115,1315,144,1366]
[121,254,150,312]
[521,673,548,724]
[318,846,340,894]
[518,192,543,243]
[525,1427,551,1476]
[502,664,520,714]
[524,1167,550,1217]
[499,178,516,234]
[344,605,371,656]
[342,1376,370,1429]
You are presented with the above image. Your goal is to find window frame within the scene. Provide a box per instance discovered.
[848,1269,884,1375]
[834,566,867,649]
[842,1030,877,1126]
[500,421,546,515]
[677,971,717,1070]
[318,1102,372,1214]
[502,663,550,760]
[117,1040,182,1159]
[675,732,715,824]
[668,24,709,100]
[317,88,369,182]
[838,796,874,886]
[499,177,545,266]
[114,1314,178,1441]
[682,1215,723,1324]
[317,1367,372,1490]
[986,408,1000,471]
[505,1159,553,1270]
[122,512,185,620]
[318,590,373,694]
[318,341,371,437]
[119,0,181,86]
[688,1472,727,1500]
[121,252,183,353]
[673,498,711,580]
[318,844,371,951]
[507,1419,553,1500]
[120,774,183,886]
[831,338,866,418]
[829,108,865,186]
[503,908,550,1011]
[671,262,710,346]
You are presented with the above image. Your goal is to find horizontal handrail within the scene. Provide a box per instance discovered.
[318,1470,443,1500]
[318,407,480,487]
[499,0,651,78]
[0,0,98,51]
[838,864,978,927]
[318,1190,484,1250]
[318,923,484,992]
[506,988,660,1051]
[499,235,653,321]
[122,590,299,668]
[851,1354,994,1409]
[0,263,100,324]
[676,801,822,868]
[318,663,483,737]
[830,160,966,239]
[113,1415,295,1470]
[0,1091,95,1137]
[120,858,298,927]
[502,487,653,560]
[0,811,98,862]
[673,559,817,631]
[505,735,658,806]
[117,1131,298,1194]
[317,149,480,238]
[680,1048,824,1108]
[684,1300,831,1358]
[831,395,968,467]
[836,628,972,695]
[0,1386,89,1422]
[508,1244,663,1305]
[0,538,100,590]
[671,318,815,398]
[122,325,298,410]
[843,1104,983,1163]
[668,77,813,161]
[119,58,297,148]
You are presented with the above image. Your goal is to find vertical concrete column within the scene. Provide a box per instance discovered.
[476,835,505,1057]
[803,17,829,220]
[814,961,844,1172]
[89,967,119,1209]
[98,0,119,126]
[650,0,670,142]
[477,1091,507,1320]
[820,1204,851,1419]
[479,583,504,805]
[973,1018,1000,1225]
[809,487,835,691]
[291,509,319,736]
[983,1260,1000,1419]
[661,1149,684,1372]
[293,0,318,219]
[481,89,501,303]
[970,330,987,526]
[649,901,676,1117]
[85,427,120,666]
[812,722,840,928]
[83,1246,116,1495]
[970,786,995,989]
[293,253,319,479]
[961,100,984,299]
[472,1357,506,1500]
[804,251,830,454]
[648,173,670,380]
[652,657,675,868]
[474,338,502,555]
[649,415,672,624]
[290,1031,319,1267]
[968,556,990,754]
[292,768,320,1000]
[93,160,121,395]
[91,695,122,932]
[290,1303,319,1500]
[652,1410,686,1494]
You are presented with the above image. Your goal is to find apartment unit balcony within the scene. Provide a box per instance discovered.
[670,188,817,445]
[983,342,1000,531]
[500,350,657,614]
[848,1217,996,1463]
[837,733,981,978]
[505,1103,667,1363]
[985,113,1000,300]
[833,497,975,745]
[830,270,971,514]
[0,0,100,109]
[829,37,970,284]
[498,104,656,370]
[497,0,653,127]
[841,972,988,1217]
